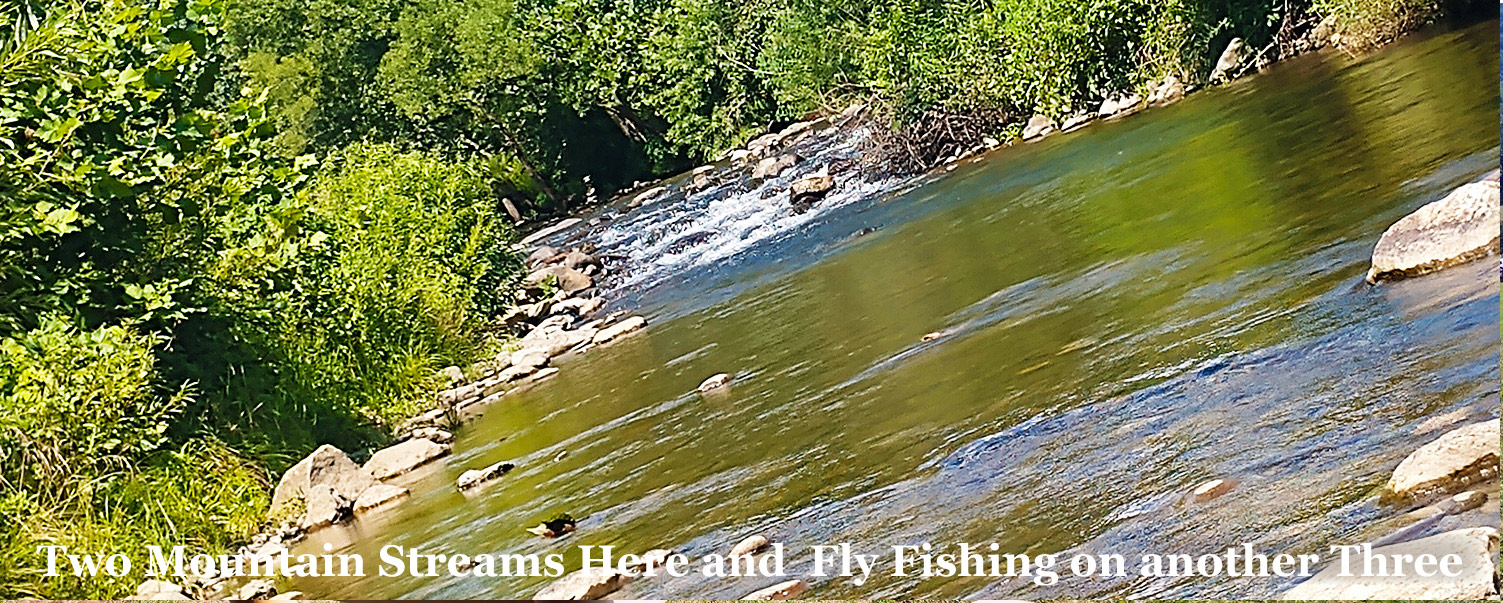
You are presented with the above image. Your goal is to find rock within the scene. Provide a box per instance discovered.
[752,154,799,179]
[133,580,186,600]
[519,218,581,246]
[730,534,771,558]
[238,579,277,600]
[524,265,594,293]
[921,331,943,342]
[510,347,552,370]
[457,460,515,491]
[592,316,646,345]
[554,249,600,272]
[630,186,667,208]
[981,136,1001,149]
[1099,93,1143,118]
[1148,75,1185,105]
[441,365,467,386]
[404,427,454,445]
[1280,527,1498,600]
[268,591,304,600]
[1190,478,1234,502]
[532,367,560,380]
[1060,113,1093,132]
[1384,420,1499,500]
[299,484,349,530]
[1367,181,1500,282]
[698,373,732,392]
[526,246,558,268]
[270,445,378,515]
[363,438,452,481]
[790,173,834,208]
[742,579,809,601]
[532,567,633,600]
[352,483,409,513]
[1210,38,1247,83]
[1441,490,1488,514]
[729,149,753,164]
[551,297,604,317]
[1021,114,1057,140]
[498,363,541,382]
[1308,15,1337,49]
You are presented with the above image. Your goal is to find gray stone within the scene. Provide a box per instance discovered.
[742,579,809,600]
[752,154,799,179]
[550,297,604,317]
[270,445,377,515]
[238,579,277,600]
[532,566,633,600]
[526,245,558,268]
[363,438,452,480]
[441,365,466,386]
[524,265,594,293]
[1021,114,1057,140]
[629,186,667,208]
[352,483,409,513]
[403,427,453,445]
[1190,478,1234,503]
[510,347,551,370]
[730,534,770,558]
[790,174,834,207]
[456,460,515,491]
[1210,38,1247,83]
[1280,527,1498,600]
[1384,420,1499,500]
[1368,181,1500,282]
[1099,93,1143,118]
[132,580,186,600]
[299,484,349,530]
[592,316,646,345]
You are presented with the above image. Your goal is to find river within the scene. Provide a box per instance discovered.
[287,20,1500,600]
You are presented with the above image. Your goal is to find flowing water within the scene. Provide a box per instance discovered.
[288,21,1501,600]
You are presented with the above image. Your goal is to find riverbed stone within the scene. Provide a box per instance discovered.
[270,445,378,515]
[510,347,552,370]
[593,316,646,345]
[238,579,277,600]
[1367,180,1500,282]
[364,438,452,480]
[752,154,799,179]
[742,579,809,600]
[698,373,732,392]
[730,534,771,558]
[130,580,188,600]
[1190,478,1234,503]
[629,186,667,208]
[1099,93,1143,118]
[299,484,349,530]
[403,427,454,445]
[532,566,633,600]
[1148,75,1185,104]
[1210,38,1247,83]
[1022,114,1056,140]
[524,265,594,293]
[457,460,515,491]
[352,483,409,513]
[1384,419,1499,500]
[551,296,604,317]
[1280,527,1499,600]
[1060,112,1093,132]
[790,173,834,207]
[526,245,558,268]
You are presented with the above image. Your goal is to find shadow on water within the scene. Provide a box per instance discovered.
[287,20,1500,600]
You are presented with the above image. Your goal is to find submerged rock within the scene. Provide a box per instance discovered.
[730,534,771,558]
[698,373,732,392]
[1022,114,1056,140]
[352,483,409,513]
[533,567,632,600]
[1280,527,1499,600]
[270,445,378,516]
[742,579,809,601]
[364,438,452,480]
[1384,419,1499,501]
[457,460,515,491]
[1367,180,1500,282]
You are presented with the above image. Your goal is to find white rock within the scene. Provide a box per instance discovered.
[1368,181,1500,282]
[1385,419,1499,500]
[1021,114,1056,140]
[592,316,646,345]
[698,373,732,392]
[1280,527,1499,600]
[298,484,349,530]
[1210,38,1247,83]
[270,445,377,515]
[532,566,633,600]
[730,534,771,558]
[741,579,809,600]
[352,483,409,513]
[363,438,452,480]
[1190,478,1234,503]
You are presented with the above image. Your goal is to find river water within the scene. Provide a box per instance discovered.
[288,21,1500,600]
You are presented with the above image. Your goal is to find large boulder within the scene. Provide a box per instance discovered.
[523,265,593,293]
[270,445,378,514]
[364,438,452,480]
[1280,527,1498,600]
[532,567,633,600]
[299,484,350,530]
[1384,419,1499,501]
[1368,180,1500,282]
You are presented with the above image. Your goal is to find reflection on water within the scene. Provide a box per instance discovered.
[288,21,1500,600]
